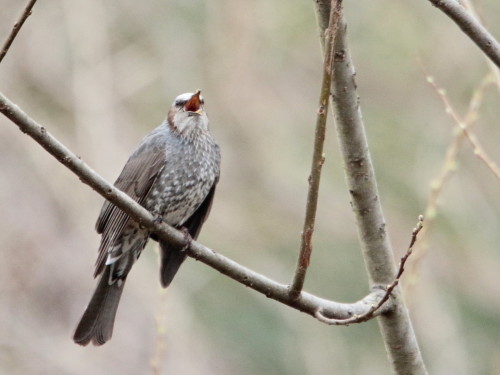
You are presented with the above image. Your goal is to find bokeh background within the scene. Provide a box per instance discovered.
[1,0,500,374]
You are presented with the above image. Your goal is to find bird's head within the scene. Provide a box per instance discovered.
[167,90,208,135]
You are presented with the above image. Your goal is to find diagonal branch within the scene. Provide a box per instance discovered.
[460,0,500,87]
[406,70,493,296]
[289,0,342,298]
[0,91,393,325]
[0,0,39,64]
[426,72,500,180]
[427,0,500,68]
[315,216,424,325]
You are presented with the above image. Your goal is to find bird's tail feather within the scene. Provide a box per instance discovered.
[73,266,125,346]
[160,241,187,288]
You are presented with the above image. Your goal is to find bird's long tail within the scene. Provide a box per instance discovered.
[73,266,125,346]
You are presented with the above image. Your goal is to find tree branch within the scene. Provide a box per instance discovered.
[289,0,342,298]
[0,91,393,325]
[313,2,428,374]
[460,0,500,86]
[406,68,494,293]
[425,72,500,180]
[316,216,424,326]
[428,0,500,68]
[0,0,38,64]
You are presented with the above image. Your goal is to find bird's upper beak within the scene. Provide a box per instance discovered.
[184,90,203,114]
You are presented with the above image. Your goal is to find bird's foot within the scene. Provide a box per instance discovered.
[149,216,164,242]
[153,215,164,225]
[180,227,193,252]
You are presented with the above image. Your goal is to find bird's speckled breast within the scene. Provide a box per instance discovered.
[145,126,220,226]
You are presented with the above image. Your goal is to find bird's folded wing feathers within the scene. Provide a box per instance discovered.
[94,142,167,277]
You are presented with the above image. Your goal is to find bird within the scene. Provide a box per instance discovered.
[73,90,221,346]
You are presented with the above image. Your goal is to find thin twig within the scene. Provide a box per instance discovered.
[151,287,168,375]
[426,73,500,180]
[0,0,38,64]
[0,91,393,325]
[427,0,500,68]
[315,216,424,325]
[289,0,342,298]
[406,73,494,289]
[458,125,500,179]
[418,66,492,221]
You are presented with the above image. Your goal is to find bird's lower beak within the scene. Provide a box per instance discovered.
[184,90,202,113]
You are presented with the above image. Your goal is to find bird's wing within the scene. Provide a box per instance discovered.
[182,179,218,239]
[159,180,218,287]
[94,139,167,277]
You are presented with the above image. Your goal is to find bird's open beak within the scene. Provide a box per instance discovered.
[184,90,203,114]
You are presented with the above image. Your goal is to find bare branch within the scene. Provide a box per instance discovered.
[151,289,168,375]
[0,91,392,325]
[428,0,500,68]
[313,1,428,373]
[460,0,500,87]
[316,216,423,326]
[426,72,500,180]
[289,0,342,298]
[407,72,493,293]
[0,0,38,64]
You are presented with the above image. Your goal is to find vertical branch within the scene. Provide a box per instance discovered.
[0,0,39,64]
[289,0,342,297]
[313,2,428,374]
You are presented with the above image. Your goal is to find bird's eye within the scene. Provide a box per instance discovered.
[175,100,187,107]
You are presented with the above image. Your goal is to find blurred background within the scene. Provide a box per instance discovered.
[1,0,500,374]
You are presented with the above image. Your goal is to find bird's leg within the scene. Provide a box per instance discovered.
[149,215,164,242]
[179,227,193,252]
[153,214,163,225]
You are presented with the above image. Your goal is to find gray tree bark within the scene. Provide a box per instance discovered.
[313,2,428,374]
